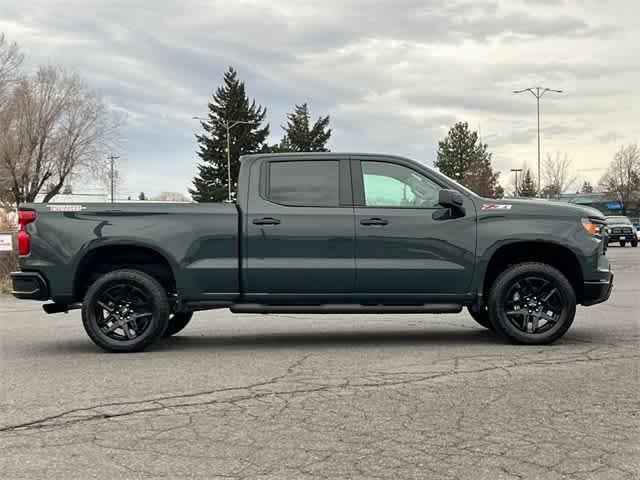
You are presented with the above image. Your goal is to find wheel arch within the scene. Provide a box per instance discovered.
[73,242,178,302]
[479,240,584,305]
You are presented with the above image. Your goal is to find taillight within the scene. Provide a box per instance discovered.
[18,210,36,255]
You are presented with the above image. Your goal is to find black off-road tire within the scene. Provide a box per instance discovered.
[620,241,626,247]
[467,306,494,330]
[488,262,576,345]
[163,312,193,337]
[632,240,638,248]
[82,269,170,353]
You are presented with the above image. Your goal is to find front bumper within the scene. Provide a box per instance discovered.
[582,272,614,306]
[11,272,49,300]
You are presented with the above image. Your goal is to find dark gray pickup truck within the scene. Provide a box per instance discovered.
[11,153,613,352]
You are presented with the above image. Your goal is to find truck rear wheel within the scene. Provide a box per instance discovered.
[81,269,169,353]
[163,312,193,337]
[488,262,576,345]
[467,306,494,330]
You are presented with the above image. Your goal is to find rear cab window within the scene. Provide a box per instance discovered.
[267,160,341,207]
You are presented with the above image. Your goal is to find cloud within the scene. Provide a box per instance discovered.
[1,0,637,194]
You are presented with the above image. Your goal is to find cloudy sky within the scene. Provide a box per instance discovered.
[2,0,638,197]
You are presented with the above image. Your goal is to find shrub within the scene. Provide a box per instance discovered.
[0,209,18,294]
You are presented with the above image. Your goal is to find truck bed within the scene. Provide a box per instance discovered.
[20,202,240,303]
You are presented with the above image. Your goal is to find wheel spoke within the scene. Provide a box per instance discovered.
[104,321,121,334]
[530,314,539,332]
[97,300,114,312]
[541,288,558,304]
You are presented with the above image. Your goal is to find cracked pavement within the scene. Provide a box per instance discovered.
[1,248,638,479]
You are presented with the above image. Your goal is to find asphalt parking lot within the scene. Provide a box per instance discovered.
[1,247,638,480]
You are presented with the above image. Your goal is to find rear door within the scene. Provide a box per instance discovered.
[244,157,356,302]
[352,157,477,299]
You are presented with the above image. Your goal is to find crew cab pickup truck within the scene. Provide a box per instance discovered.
[11,153,613,352]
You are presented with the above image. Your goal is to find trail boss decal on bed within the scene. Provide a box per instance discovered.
[481,203,513,210]
[46,205,86,212]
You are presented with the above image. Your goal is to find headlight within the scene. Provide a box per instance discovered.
[581,218,602,237]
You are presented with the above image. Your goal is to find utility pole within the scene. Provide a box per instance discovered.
[193,116,255,202]
[510,168,523,197]
[513,87,562,195]
[107,154,120,203]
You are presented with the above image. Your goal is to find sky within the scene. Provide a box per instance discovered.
[1,0,639,198]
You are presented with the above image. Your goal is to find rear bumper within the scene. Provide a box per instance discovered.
[11,272,49,300]
[582,272,614,306]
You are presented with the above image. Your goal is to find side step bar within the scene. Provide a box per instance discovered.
[230,304,462,314]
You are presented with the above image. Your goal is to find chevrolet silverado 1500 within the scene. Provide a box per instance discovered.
[11,153,613,352]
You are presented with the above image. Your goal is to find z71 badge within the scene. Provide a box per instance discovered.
[481,203,512,210]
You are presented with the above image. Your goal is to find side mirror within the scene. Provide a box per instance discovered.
[438,189,464,209]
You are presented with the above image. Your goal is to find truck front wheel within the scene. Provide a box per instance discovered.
[163,312,193,337]
[488,262,576,345]
[81,269,170,353]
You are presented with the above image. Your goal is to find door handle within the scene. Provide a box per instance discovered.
[252,217,281,225]
[360,217,389,226]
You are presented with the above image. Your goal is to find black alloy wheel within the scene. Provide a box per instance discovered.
[502,276,562,334]
[488,262,576,345]
[82,269,169,352]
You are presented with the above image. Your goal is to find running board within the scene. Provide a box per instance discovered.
[230,304,462,314]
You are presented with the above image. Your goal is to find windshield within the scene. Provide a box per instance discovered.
[606,216,631,224]
[423,164,476,196]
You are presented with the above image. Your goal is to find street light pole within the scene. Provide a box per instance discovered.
[510,168,523,197]
[193,116,255,202]
[513,87,562,195]
[107,154,120,203]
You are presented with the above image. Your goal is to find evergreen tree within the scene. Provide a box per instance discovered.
[581,181,594,193]
[519,169,537,197]
[190,67,269,202]
[138,192,146,201]
[462,151,503,198]
[435,122,502,197]
[275,103,331,152]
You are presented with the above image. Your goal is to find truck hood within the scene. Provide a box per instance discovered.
[478,197,605,220]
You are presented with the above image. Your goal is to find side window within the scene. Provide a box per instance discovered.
[361,161,441,208]
[268,161,340,207]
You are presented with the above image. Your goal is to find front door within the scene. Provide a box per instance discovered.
[245,158,355,302]
[352,158,476,299]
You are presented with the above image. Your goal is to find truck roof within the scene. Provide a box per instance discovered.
[240,152,414,162]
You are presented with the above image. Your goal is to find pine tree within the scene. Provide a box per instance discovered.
[581,181,594,193]
[462,151,503,198]
[275,103,331,152]
[190,67,269,202]
[519,169,537,197]
[138,192,146,201]
[435,122,502,197]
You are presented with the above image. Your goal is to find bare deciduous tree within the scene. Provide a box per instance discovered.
[541,152,577,199]
[0,65,120,205]
[599,144,640,215]
[0,33,24,103]
[152,191,191,202]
